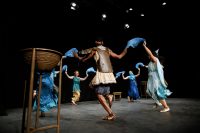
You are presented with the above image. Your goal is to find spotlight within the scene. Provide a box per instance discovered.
[124,24,130,29]
[140,13,144,17]
[162,2,167,6]
[101,14,107,21]
[70,2,78,10]
[126,8,133,13]
[71,2,76,7]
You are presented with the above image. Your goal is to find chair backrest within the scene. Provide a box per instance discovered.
[140,81,148,98]
[140,81,147,86]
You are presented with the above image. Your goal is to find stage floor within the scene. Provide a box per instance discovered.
[0,98,200,133]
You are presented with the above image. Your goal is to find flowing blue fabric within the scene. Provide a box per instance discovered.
[126,37,145,48]
[124,72,140,100]
[86,67,96,74]
[115,71,125,79]
[62,65,68,72]
[128,79,140,100]
[64,48,78,58]
[33,71,58,112]
[146,58,172,102]
[135,62,144,69]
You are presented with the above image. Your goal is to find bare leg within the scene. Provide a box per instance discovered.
[97,94,115,120]
[105,94,113,108]
[130,97,134,102]
[153,100,162,108]
[127,96,131,102]
[159,99,170,112]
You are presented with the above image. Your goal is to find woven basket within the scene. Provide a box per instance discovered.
[21,48,63,71]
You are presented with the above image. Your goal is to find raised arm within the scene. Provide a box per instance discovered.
[55,71,59,75]
[80,73,89,81]
[135,68,140,77]
[122,72,129,80]
[110,47,128,59]
[82,50,96,62]
[65,71,74,79]
[143,41,157,63]
[73,52,84,61]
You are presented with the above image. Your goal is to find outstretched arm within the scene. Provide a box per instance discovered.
[65,71,74,79]
[73,52,84,61]
[143,41,157,63]
[110,47,128,59]
[135,68,140,77]
[73,48,94,61]
[55,71,59,75]
[82,50,96,62]
[80,74,89,81]
[122,72,129,80]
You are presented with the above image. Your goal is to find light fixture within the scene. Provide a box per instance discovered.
[70,2,78,10]
[124,24,130,29]
[162,2,167,6]
[102,14,107,21]
[140,13,144,17]
[126,8,133,13]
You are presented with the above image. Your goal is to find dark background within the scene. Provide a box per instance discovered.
[3,0,199,108]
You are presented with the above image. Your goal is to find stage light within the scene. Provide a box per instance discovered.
[124,24,130,29]
[71,2,76,7]
[70,6,76,10]
[126,8,133,13]
[162,2,167,6]
[102,14,107,21]
[140,13,144,17]
[70,2,78,10]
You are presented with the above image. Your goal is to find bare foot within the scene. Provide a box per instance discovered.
[160,107,170,112]
[102,113,116,121]
[71,101,77,105]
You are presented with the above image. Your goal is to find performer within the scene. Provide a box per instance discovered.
[122,68,140,102]
[73,37,128,120]
[142,41,172,112]
[33,69,59,117]
[65,70,88,105]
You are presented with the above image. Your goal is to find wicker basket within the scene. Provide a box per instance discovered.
[21,48,63,71]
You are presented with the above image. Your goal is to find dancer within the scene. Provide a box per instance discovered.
[33,69,59,117]
[122,68,140,102]
[73,37,128,120]
[142,41,172,112]
[65,70,88,105]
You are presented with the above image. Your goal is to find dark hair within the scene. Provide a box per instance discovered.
[95,36,104,42]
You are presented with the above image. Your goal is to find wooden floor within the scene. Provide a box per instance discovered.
[0,98,200,133]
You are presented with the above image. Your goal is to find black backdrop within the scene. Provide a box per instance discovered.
[3,0,199,108]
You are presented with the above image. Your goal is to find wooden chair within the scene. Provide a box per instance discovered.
[139,81,148,99]
[113,92,122,101]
